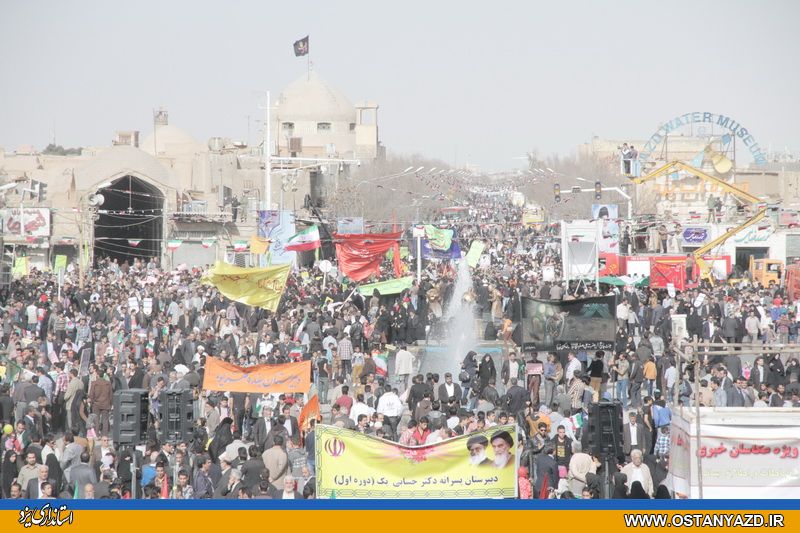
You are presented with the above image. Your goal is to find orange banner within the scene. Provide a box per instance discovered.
[202,357,311,394]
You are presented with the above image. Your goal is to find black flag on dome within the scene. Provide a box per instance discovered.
[293,36,309,57]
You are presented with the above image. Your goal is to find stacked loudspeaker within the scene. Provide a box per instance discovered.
[158,389,195,444]
[112,389,150,445]
[112,389,195,445]
[583,400,624,459]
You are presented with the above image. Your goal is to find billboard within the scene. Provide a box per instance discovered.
[257,210,297,265]
[669,409,800,499]
[592,204,620,253]
[514,295,616,351]
[1,208,51,240]
[561,220,600,283]
[316,424,518,499]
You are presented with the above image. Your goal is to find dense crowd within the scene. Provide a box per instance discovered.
[1,188,799,501]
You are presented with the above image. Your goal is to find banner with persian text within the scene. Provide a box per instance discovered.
[316,424,518,499]
[669,411,800,499]
[202,357,310,394]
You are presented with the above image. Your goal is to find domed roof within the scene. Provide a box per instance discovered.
[275,71,356,123]
[140,124,205,155]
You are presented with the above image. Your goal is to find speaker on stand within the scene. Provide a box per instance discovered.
[158,389,195,444]
[112,389,149,445]
[583,400,623,498]
[112,388,149,500]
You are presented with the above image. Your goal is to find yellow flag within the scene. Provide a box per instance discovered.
[249,235,270,255]
[13,257,29,277]
[201,262,290,311]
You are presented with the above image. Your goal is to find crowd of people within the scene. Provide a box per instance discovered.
[1,187,798,501]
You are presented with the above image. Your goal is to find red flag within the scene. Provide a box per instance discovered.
[539,474,550,500]
[299,394,321,430]
[333,232,403,281]
[391,241,402,278]
[160,475,169,499]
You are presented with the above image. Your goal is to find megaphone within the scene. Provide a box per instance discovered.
[88,193,105,207]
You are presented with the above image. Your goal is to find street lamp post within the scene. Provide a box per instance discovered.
[265,91,272,210]
[75,181,112,289]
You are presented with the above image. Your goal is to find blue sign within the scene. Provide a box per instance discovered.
[682,227,709,244]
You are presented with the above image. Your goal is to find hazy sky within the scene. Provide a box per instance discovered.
[1,0,798,170]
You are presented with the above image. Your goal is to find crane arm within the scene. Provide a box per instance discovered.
[694,208,768,281]
[632,160,762,205]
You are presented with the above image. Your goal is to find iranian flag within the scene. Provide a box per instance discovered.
[288,347,303,362]
[201,238,216,249]
[166,239,182,251]
[373,349,388,377]
[233,240,248,252]
[286,225,321,252]
[128,239,141,247]
[568,412,584,432]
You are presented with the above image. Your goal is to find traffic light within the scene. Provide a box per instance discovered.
[594,181,602,201]
[554,183,561,203]
[37,181,47,203]
[28,180,47,202]
[26,180,39,201]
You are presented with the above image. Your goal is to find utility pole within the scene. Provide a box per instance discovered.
[78,206,85,290]
[19,182,25,245]
[263,91,272,211]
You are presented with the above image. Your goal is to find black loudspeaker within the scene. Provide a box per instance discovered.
[113,389,149,445]
[584,400,624,459]
[159,390,195,444]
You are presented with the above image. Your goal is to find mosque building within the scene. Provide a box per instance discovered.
[0,71,382,277]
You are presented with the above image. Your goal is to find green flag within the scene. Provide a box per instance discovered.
[465,240,485,268]
[357,277,414,297]
[424,225,453,251]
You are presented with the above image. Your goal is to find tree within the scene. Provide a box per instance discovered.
[42,144,82,156]
[325,152,462,232]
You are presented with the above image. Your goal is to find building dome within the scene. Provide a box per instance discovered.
[140,124,205,156]
[275,71,356,123]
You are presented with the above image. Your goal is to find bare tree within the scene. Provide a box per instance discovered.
[517,151,636,221]
[325,152,466,232]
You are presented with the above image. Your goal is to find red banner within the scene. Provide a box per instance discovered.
[333,232,403,282]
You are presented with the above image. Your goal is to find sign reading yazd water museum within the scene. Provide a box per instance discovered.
[639,112,766,166]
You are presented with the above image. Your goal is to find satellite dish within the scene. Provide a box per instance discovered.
[88,193,105,207]
[318,260,332,273]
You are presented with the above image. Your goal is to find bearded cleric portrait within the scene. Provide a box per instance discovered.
[467,435,492,467]
[490,430,515,470]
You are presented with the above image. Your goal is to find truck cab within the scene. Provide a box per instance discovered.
[751,257,782,287]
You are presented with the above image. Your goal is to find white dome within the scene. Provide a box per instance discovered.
[140,124,205,155]
[275,71,356,123]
